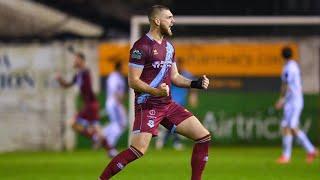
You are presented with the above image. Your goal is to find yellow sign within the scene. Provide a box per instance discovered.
[175,43,298,77]
[99,42,298,77]
[99,43,130,76]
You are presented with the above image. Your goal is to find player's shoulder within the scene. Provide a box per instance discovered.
[77,69,91,81]
[164,38,175,48]
[131,35,153,58]
[109,72,122,79]
[132,35,152,49]
[287,60,299,70]
[165,38,174,45]
[108,71,116,78]
[80,68,90,76]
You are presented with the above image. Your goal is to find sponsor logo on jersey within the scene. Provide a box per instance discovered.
[152,61,172,69]
[147,119,155,128]
[131,49,142,59]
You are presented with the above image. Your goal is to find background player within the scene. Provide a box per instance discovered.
[103,61,128,156]
[56,52,116,157]
[156,58,198,150]
[275,47,318,164]
[99,5,211,180]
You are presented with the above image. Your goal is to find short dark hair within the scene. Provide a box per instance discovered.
[282,47,292,59]
[147,5,170,21]
[76,52,85,61]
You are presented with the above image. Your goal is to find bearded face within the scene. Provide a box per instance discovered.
[160,22,173,36]
[157,9,174,37]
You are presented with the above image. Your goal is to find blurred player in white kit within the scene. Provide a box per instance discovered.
[275,47,318,164]
[103,61,127,155]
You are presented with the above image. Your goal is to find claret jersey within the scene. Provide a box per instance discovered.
[129,33,176,106]
[73,69,97,103]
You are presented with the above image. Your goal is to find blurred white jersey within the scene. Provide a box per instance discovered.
[104,71,127,146]
[106,71,126,103]
[281,60,303,128]
[281,60,303,107]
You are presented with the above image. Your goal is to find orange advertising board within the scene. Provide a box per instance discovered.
[175,43,298,77]
[99,42,298,77]
[99,43,130,76]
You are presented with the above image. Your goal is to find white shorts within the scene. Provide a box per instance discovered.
[281,103,303,128]
[106,99,127,127]
[104,100,127,146]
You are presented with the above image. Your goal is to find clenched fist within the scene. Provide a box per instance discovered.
[154,83,169,97]
[191,75,210,89]
[201,75,210,89]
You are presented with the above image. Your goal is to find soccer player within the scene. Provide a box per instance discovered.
[102,61,127,156]
[99,5,211,180]
[275,47,318,164]
[156,58,198,150]
[56,52,115,157]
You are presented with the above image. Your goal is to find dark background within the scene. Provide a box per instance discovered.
[32,0,320,39]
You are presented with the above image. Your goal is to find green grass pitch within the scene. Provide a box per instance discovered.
[0,147,318,180]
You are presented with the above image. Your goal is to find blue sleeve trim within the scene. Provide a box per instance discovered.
[129,63,144,69]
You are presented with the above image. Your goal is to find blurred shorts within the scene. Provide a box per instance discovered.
[281,103,303,128]
[132,101,193,136]
[76,101,100,127]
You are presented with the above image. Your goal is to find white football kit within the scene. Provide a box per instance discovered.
[103,71,127,146]
[281,60,304,128]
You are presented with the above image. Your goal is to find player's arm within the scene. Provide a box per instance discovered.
[278,82,288,101]
[171,63,209,89]
[279,82,288,98]
[128,66,169,96]
[170,63,192,88]
[275,68,291,109]
[56,74,74,88]
[275,82,287,110]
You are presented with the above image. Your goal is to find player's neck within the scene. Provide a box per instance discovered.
[77,66,86,71]
[148,29,163,43]
[285,59,292,63]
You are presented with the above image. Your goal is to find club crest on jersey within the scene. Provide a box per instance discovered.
[131,49,142,59]
[153,49,158,55]
[152,61,172,69]
[149,109,156,116]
